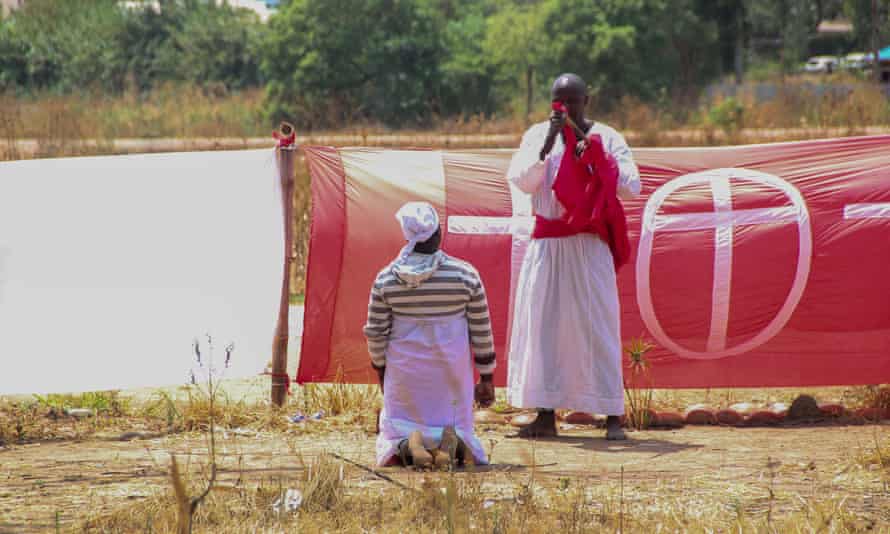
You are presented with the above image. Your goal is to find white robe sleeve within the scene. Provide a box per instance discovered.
[507,123,549,194]
[607,130,642,200]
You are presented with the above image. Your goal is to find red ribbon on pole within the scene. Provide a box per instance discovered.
[273,129,296,148]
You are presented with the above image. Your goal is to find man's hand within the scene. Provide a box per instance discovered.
[474,374,495,408]
[539,107,566,160]
[574,138,589,158]
[549,106,567,131]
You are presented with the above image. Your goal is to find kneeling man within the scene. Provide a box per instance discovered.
[364,202,496,468]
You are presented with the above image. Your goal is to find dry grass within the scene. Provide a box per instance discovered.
[1,75,888,155]
[298,381,380,418]
[734,77,890,130]
[851,386,890,413]
[3,380,889,532]
[0,85,266,160]
[19,382,360,435]
[0,378,382,447]
[79,450,886,533]
[0,390,154,446]
[609,75,890,134]
[857,430,890,469]
[623,338,656,430]
[147,387,259,434]
[644,385,890,414]
[3,382,881,448]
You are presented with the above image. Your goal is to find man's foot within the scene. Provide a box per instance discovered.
[605,416,627,441]
[434,426,462,469]
[516,410,558,438]
[408,430,433,468]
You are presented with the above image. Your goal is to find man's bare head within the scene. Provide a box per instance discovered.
[550,73,588,122]
[551,73,587,99]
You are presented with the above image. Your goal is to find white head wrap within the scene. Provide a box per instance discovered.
[395,201,440,260]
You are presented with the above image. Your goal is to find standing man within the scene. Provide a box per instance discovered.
[507,73,641,440]
[364,202,496,467]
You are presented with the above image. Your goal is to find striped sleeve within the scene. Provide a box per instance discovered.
[363,280,392,369]
[466,271,496,375]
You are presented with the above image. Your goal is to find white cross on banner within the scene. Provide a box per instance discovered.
[447,177,534,315]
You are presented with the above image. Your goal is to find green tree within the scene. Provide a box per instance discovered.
[779,0,820,74]
[745,0,829,75]
[699,0,746,83]
[846,0,890,82]
[437,3,499,117]
[0,17,29,91]
[3,0,127,91]
[581,0,719,105]
[0,0,265,93]
[262,0,446,128]
[157,2,265,90]
[485,1,720,113]
[482,1,550,120]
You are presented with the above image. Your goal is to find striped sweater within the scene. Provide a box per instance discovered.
[363,251,496,375]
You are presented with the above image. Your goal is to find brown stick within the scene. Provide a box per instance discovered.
[169,455,190,534]
[271,122,296,407]
[328,452,415,491]
[564,115,588,141]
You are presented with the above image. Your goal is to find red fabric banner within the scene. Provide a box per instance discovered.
[299,136,890,388]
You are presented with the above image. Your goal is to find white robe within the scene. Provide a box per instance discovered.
[506,121,641,415]
[376,313,488,466]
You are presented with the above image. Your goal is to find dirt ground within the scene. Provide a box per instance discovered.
[2,419,888,532]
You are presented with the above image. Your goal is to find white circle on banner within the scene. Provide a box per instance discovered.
[635,168,812,360]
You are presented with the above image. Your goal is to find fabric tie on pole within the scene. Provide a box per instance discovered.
[273,124,297,148]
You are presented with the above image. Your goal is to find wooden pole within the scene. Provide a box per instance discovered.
[271,122,296,407]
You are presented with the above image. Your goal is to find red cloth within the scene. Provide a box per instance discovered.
[532,107,630,270]
[273,129,296,147]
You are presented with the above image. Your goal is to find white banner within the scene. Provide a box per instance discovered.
[0,150,282,394]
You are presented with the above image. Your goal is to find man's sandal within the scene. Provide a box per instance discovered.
[515,411,558,438]
[605,426,627,441]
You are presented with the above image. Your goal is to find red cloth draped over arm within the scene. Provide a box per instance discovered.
[532,103,631,270]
